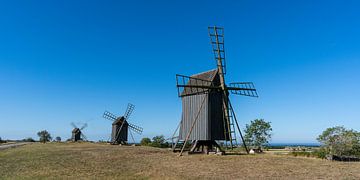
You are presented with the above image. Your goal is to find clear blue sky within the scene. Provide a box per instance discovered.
[1,0,359,143]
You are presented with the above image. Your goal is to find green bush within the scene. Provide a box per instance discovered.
[290,151,312,157]
[140,137,151,146]
[55,137,61,142]
[290,148,329,159]
[139,136,170,148]
[22,137,36,142]
[151,135,169,148]
[312,148,327,159]
[317,126,360,158]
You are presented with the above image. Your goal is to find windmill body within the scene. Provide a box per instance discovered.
[70,122,88,142]
[179,69,229,141]
[72,128,82,142]
[174,26,258,155]
[111,117,129,144]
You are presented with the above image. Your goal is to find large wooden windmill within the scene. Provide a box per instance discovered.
[174,26,258,155]
[103,103,143,145]
[71,122,88,142]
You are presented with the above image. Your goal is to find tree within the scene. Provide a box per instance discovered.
[37,130,52,143]
[140,137,151,146]
[317,126,360,157]
[151,135,168,148]
[55,136,62,142]
[244,119,272,150]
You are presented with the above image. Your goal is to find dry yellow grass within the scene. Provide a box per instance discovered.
[0,143,359,179]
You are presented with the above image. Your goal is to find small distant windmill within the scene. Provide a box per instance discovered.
[103,103,143,145]
[173,26,258,155]
[71,122,88,142]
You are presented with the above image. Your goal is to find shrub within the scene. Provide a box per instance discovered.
[150,135,169,148]
[22,137,36,142]
[290,151,312,157]
[317,126,360,157]
[312,148,327,159]
[55,136,61,142]
[140,137,151,146]
[290,148,327,159]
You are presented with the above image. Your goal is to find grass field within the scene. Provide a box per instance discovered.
[1,143,360,179]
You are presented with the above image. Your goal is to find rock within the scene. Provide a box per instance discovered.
[216,151,224,156]
[249,149,255,154]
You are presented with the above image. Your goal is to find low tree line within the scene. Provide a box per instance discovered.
[140,135,170,148]
[0,137,5,143]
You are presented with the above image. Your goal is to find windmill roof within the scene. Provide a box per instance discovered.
[72,128,80,133]
[195,69,217,80]
[112,116,128,125]
[181,69,219,96]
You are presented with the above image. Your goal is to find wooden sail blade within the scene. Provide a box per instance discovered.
[176,74,217,97]
[103,111,118,121]
[80,123,88,130]
[208,26,226,75]
[71,122,77,129]
[228,82,258,97]
[128,122,143,135]
[81,133,87,141]
[123,103,135,121]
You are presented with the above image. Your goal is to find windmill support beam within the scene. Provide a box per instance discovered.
[228,97,249,154]
[188,140,223,154]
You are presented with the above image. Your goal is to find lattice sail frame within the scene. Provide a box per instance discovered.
[176,74,215,97]
[229,82,258,97]
[209,26,226,75]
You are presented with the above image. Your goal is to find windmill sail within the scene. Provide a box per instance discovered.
[209,26,226,74]
[228,82,258,97]
[176,70,219,97]
[128,122,143,134]
[103,111,118,121]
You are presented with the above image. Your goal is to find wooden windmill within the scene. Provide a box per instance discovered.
[71,122,88,142]
[103,103,143,145]
[174,26,258,155]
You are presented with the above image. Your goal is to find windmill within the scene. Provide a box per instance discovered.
[103,103,143,145]
[71,122,88,142]
[173,26,259,155]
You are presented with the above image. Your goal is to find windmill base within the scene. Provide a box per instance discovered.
[188,140,223,154]
[111,141,127,145]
